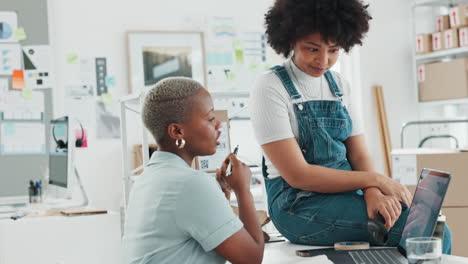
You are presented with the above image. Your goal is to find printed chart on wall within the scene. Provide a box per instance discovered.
[22,45,52,89]
[205,17,268,92]
[0,11,18,43]
[0,122,45,154]
[197,122,229,172]
[1,90,44,120]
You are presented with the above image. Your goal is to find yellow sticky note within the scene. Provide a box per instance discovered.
[101,93,113,104]
[14,27,27,41]
[21,88,33,99]
[235,50,244,65]
[66,53,78,64]
[226,71,236,81]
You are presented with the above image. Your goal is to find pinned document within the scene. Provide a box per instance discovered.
[13,27,27,41]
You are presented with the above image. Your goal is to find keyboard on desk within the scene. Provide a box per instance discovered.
[348,249,406,264]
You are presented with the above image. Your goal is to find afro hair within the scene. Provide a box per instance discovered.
[265,0,372,57]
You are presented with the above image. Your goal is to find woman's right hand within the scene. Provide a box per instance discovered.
[220,153,252,194]
[376,174,413,207]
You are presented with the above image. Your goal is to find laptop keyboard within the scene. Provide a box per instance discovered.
[348,249,403,264]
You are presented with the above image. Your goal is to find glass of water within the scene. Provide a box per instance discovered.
[406,237,442,264]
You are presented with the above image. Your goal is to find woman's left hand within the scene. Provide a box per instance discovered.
[364,187,402,229]
[216,168,232,200]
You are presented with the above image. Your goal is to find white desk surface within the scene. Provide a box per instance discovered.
[263,241,468,264]
[0,212,122,264]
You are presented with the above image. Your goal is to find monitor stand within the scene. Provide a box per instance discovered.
[43,167,89,209]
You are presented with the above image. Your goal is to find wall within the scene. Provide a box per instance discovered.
[47,0,277,210]
[359,0,420,174]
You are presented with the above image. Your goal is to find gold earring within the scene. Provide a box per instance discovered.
[175,139,186,149]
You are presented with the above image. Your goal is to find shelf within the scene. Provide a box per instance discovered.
[416,46,468,64]
[419,96,468,105]
[414,0,468,7]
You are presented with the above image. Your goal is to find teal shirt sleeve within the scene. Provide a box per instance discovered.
[175,172,243,252]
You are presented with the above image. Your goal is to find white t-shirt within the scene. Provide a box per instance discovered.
[249,58,363,179]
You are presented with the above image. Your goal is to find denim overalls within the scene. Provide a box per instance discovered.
[262,65,451,253]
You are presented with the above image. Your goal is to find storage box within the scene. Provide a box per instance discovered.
[436,15,451,32]
[391,149,468,207]
[416,34,432,54]
[418,58,468,102]
[444,28,459,49]
[449,5,468,28]
[432,32,444,51]
[444,207,468,257]
[459,27,468,46]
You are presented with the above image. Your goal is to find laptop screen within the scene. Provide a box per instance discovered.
[399,168,451,250]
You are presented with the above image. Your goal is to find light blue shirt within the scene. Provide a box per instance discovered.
[123,151,243,264]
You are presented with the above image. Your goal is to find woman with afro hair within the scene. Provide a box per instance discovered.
[250,0,452,253]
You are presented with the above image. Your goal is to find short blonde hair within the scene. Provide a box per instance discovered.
[142,77,204,144]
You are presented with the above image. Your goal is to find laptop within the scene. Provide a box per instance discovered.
[296,168,451,264]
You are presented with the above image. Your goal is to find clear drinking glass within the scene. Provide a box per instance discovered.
[406,237,442,264]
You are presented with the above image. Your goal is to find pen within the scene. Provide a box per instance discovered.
[225,145,239,176]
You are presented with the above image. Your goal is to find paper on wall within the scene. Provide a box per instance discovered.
[0,43,21,75]
[64,57,95,96]
[96,101,120,139]
[197,122,229,172]
[2,90,44,120]
[391,154,417,186]
[0,78,8,93]
[64,96,94,127]
[0,122,45,154]
[0,11,18,43]
[22,45,52,89]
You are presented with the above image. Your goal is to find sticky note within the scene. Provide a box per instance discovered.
[21,88,33,99]
[227,71,236,81]
[101,93,113,104]
[235,50,244,65]
[66,53,78,64]
[4,123,16,136]
[105,76,116,87]
[12,70,25,90]
[13,27,27,41]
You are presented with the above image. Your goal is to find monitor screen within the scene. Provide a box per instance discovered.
[399,169,451,249]
[49,116,69,188]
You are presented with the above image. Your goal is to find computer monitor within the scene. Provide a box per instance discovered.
[48,116,73,198]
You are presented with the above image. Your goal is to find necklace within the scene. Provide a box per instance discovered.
[288,59,322,99]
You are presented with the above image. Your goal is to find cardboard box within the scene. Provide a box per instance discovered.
[449,5,468,28]
[444,207,468,257]
[432,32,444,51]
[416,34,432,54]
[444,28,459,49]
[436,15,451,32]
[391,149,468,207]
[459,27,468,46]
[418,58,468,102]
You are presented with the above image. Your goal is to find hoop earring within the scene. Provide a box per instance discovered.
[175,139,186,149]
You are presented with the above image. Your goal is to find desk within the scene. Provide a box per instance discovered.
[0,212,122,264]
[263,241,468,264]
